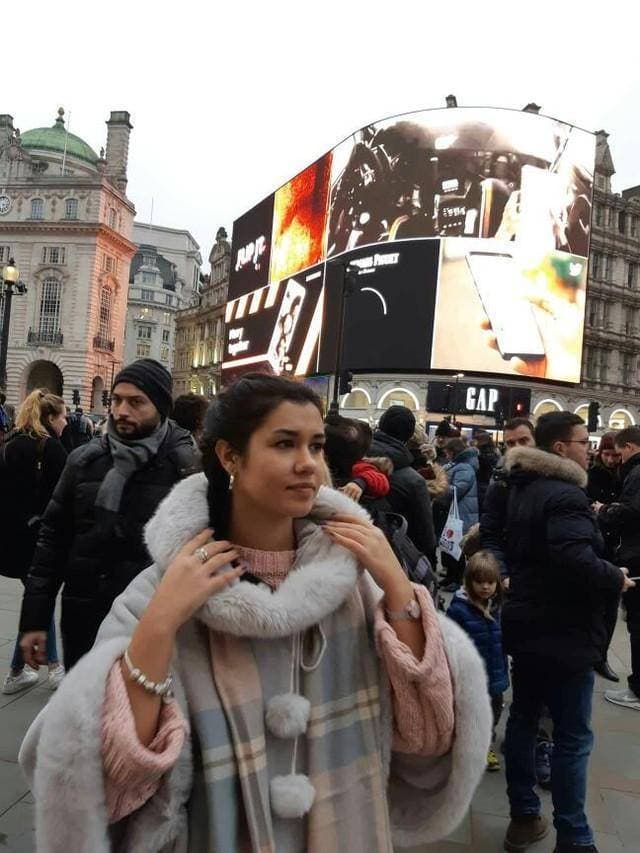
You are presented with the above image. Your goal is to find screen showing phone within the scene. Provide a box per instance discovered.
[466,251,545,360]
[267,278,306,372]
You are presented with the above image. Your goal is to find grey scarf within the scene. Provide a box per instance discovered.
[95,417,169,514]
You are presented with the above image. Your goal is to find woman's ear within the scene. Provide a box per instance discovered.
[215,439,237,476]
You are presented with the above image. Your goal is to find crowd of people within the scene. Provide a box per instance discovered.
[0,360,638,853]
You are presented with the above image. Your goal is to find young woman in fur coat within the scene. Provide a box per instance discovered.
[20,374,491,853]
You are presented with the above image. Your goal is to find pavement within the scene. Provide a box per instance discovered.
[0,574,639,852]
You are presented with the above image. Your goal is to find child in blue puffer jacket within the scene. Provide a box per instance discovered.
[447,549,508,772]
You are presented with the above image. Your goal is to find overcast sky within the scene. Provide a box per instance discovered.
[6,1,635,264]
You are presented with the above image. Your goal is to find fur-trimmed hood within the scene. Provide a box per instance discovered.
[503,446,588,489]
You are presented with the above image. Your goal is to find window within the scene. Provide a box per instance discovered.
[143,253,155,267]
[588,299,599,326]
[623,354,635,386]
[103,254,118,274]
[65,198,78,219]
[108,208,117,229]
[30,198,44,219]
[628,262,638,289]
[619,212,627,235]
[591,252,602,279]
[136,342,151,358]
[165,293,174,306]
[137,324,152,340]
[0,246,11,264]
[42,246,66,265]
[594,204,603,226]
[141,289,154,302]
[632,216,639,238]
[586,346,597,379]
[98,287,113,340]
[160,345,170,362]
[599,348,610,382]
[602,300,611,328]
[142,271,155,284]
[162,329,170,343]
[163,312,171,325]
[38,277,62,339]
[605,254,614,282]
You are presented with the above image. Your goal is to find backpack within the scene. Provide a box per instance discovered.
[369,508,439,601]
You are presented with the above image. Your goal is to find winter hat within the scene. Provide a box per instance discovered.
[598,432,617,453]
[112,358,173,420]
[379,406,416,442]
[435,419,459,438]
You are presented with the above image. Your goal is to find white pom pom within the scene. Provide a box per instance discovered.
[270,773,315,818]
[265,693,311,738]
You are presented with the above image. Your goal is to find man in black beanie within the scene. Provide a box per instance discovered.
[19,359,198,672]
[370,405,437,564]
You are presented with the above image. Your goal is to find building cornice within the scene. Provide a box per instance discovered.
[3,176,136,212]
[0,220,137,255]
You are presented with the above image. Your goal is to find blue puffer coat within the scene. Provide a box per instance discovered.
[444,447,480,532]
[447,589,509,696]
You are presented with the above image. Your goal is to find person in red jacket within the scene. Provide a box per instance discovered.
[324,415,391,506]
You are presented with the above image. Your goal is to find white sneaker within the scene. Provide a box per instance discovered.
[47,664,65,691]
[2,665,39,695]
[605,687,640,711]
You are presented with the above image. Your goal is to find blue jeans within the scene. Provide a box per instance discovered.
[11,615,59,671]
[505,656,595,846]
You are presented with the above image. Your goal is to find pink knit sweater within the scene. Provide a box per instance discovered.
[101,550,454,823]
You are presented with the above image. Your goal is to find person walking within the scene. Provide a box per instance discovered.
[61,406,94,452]
[498,412,632,853]
[441,437,479,591]
[474,430,501,512]
[1,389,68,693]
[370,406,437,564]
[18,359,199,671]
[19,373,491,852]
[597,426,640,711]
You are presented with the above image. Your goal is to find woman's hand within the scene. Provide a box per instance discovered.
[322,513,406,592]
[340,482,363,502]
[147,529,244,634]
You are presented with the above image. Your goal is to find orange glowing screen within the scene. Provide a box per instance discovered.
[270,154,332,282]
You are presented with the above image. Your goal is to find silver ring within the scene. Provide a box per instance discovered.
[194,546,209,564]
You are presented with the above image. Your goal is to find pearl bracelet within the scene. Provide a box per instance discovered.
[123,649,174,700]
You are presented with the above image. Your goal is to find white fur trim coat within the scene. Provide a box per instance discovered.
[19,476,491,852]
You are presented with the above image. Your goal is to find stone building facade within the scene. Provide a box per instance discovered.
[123,223,201,370]
[0,108,136,411]
[340,128,640,434]
[172,227,230,398]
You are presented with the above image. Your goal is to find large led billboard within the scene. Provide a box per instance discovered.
[224,106,596,384]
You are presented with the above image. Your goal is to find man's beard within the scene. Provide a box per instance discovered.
[113,417,161,441]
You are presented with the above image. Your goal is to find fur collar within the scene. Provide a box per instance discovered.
[504,446,587,488]
[144,475,371,639]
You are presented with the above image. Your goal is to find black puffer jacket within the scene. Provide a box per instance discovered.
[19,420,198,662]
[499,446,623,672]
[0,431,67,579]
[598,453,640,571]
[369,429,436,562]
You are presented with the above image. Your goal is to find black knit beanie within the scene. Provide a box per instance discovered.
[379,405,416,442]
[112,358,173,420]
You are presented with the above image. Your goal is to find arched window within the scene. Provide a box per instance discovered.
[98,287,113,341]
[38,277,62,341]
[609,409,636,430]
[342,389,370,409]
[533,399,562,419]
[31,198,44,220]
[65,198,78,219]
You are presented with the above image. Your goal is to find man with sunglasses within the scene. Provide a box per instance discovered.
[498,411,632,853]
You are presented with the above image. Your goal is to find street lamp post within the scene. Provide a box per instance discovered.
[327,260,357,420]
[451,372,465,422]
[0,258,24,392]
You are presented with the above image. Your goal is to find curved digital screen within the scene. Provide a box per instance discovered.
[224,106,595,384]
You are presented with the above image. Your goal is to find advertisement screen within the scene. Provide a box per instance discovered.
[225,106,596,385]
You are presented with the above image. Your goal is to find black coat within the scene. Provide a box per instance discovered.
[599,453,640,571]
[479,461,509,577]
[496,446,623,671]
[19,421,198,663]
[476,446,500,511]
[0,431,67,579]
[369,430,436,562]
[587,463,621,505]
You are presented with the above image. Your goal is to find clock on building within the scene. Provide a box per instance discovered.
[0,194,12,215]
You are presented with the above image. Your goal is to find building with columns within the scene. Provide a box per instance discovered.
[172,227,230,397]
[123,223,201,370]
[340,127,640,434]
[0,108,136,411]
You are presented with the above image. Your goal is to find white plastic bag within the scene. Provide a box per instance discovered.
[439,486,464,561]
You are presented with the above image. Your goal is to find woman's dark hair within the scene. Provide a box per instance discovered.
[324,415,372,484]
[172,393,208,436]
[200,373,323,535]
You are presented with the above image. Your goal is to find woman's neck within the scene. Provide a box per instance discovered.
[228,493,296,552]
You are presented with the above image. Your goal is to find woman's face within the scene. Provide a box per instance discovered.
[48,410,67,437]
[231,401,326,520]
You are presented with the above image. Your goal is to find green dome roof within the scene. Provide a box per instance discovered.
[20,108,99,166]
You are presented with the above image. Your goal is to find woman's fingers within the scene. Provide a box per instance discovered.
[324,528,365,555]
[207,566,245,591]
[330,513,372,528]
[179,528,214,558]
